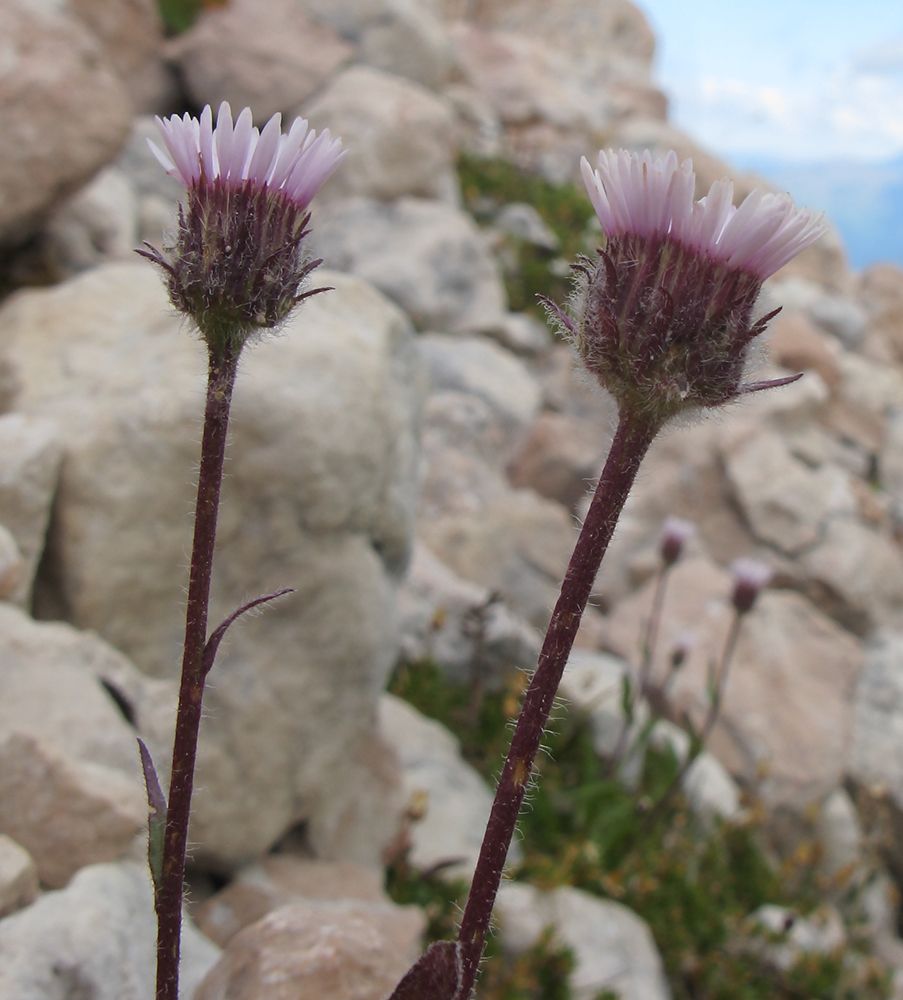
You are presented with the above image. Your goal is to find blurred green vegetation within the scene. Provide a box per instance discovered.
[386,658,891,1000]
[156,0,226,34]
[457,154,597,318]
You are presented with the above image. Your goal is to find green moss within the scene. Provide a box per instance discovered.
[387,659,892,1000]
[156,0,207,34]
[457,154,596,318]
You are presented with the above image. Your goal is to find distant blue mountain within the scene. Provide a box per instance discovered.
[730,153,903,272]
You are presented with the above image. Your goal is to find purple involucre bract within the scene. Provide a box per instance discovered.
[548,149,828,426]
[140,103,345,354]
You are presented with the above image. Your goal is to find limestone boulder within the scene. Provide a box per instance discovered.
[311,197,508,332]
[300,0,453,89]
[494,882,670,1000]
[42,166,140,278]
[418,333,541,441]
[724,429,855,556]
[420,487,576,629]
[606,557,864,810]
[0,1,132,244]
[0,862,219,1000]
[0,733,145,889]
[65,0,169,111]
[379,693,519,879]
[0,413,63,606]
[398,541,540,685]
[0,603,148,781]
[169,0,353,121]
[195,897,424,1000]
[0,262,425,869]
[304,67,457,203]
[195,856,387,948]
[0,838,37,921]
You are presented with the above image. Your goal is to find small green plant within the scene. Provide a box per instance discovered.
[388,659,891,1000]
[156,0,225,34]
[457,154,596,316]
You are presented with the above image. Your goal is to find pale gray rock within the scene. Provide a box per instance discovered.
[683,752,743,823]
[0,837,37,920]
[607,557,864,810]
[799,518,903,634]
[0,262,424,869]
[304,67,458,204]
[837,352,903,416]
[816,788,862,880]
[558,650,630,758]
[195,897,424,1000]
[0,413,63,607]
[300,0,453,89]
[0,733,145,890]
[379,693,519,879]
[0,527,21,601]
[494,882,671,1000]
[850,635,903,813]
[747,905,845,971]
[766,278,867,346]
[0,1,132,243]
[0,861,219,1000]
[882,411,903,515]
[194,856,388,948]
[398,541,540,684]
[52,0,170,111]
[420,487,576,629]
[0,603,146,781]
[311,197,508,332]
[42,166,139,277]
[418,333,541,437]
[494,202,560,250]
[724,430,855,555]
[417,390,514,521]
[169,0,354,121]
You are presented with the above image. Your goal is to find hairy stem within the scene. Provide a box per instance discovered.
[155,344,240,1000]
[454,408,661,999]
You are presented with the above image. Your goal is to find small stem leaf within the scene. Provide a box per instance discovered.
[201,587,294,677]
[138,739,167,896]
[386,942,461,1000]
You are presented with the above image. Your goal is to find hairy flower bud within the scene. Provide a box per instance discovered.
[659,516,696,567]
[139,103,345,356]
[545,150,827,426]
[731,558,773,614]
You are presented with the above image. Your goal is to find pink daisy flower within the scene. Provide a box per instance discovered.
[544,149,828,426]
[139,104,345,354]
[148,102,345,210]
[580,149,825,280]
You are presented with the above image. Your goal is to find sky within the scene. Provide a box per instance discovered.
[634,0,903,163]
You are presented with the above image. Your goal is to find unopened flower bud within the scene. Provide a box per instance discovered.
[670,629,696,670]
[730,558,772,614]
[139,103,345,356]
[544,149,827,426]
[660,516,696,566]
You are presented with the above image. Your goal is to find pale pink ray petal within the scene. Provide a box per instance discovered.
[247,113,282,185]
[268,117,310,189]
[213,103,235,181]
[227,107,255,181]
[198,105,216,180]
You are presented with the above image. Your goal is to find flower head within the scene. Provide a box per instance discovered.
[139,103,345,355]
[659,515,696,566]
[730,558,773,614]
[546,149,827,426]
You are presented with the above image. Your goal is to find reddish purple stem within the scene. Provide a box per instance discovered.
[155,344,240,1000]
[453,408,660,998]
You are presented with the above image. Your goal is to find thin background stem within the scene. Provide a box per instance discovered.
[454,409,661,999]
[155,344,240,1000]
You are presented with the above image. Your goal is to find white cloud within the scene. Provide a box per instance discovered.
[670,51,903,162]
